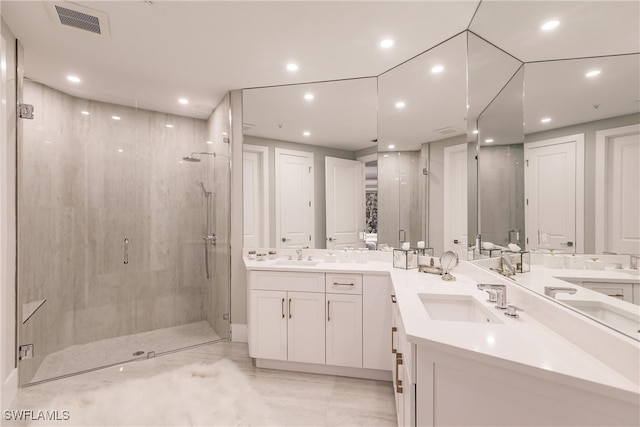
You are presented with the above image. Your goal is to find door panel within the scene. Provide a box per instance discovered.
[287,292,325,364]
[275,149,314,248]
[444,144,468,258]
[325,157,364,249]
[243,151,261,247]
[249,290,287,360]
[607,133,640,254]
[326,293,363,368]
[526,138,577,252]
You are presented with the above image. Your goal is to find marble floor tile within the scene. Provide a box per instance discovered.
[8,342,397,427]
[30,321,221,383]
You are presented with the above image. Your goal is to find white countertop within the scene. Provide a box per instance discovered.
[244,257,640,402]
[389,267,639,401]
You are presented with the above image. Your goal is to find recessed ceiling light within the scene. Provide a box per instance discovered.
[303,131,311,136]
[541,117,552,123]
[585,70,601,78]
[431,65,444,73]
[206,140,213,144]
[383,154,389,158]
[222,132,228,136]
[286,63,298,72]
[44,140,53,144]
[117,149,124,153]
[388,144,395,149]
[304,93,314,101]
[66,75,81,83]
[111,116,121,120]
[165,124,175,128]
[380,39,394,49]
[484,138,494,143]
[81,111,90,116]
[541,20,560,31]
[178,98,189,105]
[395,101,406,109]
[472,130,479,134]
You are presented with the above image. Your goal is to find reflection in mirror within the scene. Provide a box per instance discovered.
[524,54,640,254]
[477,67,525,250]
[378,33,467,254]
[242,78,377,249]
[467,32,524,254]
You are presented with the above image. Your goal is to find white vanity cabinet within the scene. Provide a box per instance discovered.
[248,271,326,364]
[391,293,416,427]
[325,273,363,368]
[247,267,392,378]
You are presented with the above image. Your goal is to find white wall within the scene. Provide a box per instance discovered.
[0,14,18,408]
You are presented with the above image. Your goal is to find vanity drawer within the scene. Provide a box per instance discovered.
[325,273,362,294]
[250,271,325,292]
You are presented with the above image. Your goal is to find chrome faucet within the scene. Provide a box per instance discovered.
[296,249,303,261]
[477,284,507,309]
[544,286,577,299]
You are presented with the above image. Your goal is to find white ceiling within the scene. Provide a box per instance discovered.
[2,1,639,152]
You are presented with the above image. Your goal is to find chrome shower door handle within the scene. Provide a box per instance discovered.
[123,238,129,265]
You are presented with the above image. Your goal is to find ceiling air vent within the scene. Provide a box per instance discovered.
[45,2,111,38]
[434,126,464,136]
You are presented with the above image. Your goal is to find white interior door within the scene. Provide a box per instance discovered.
[275,148,314,248]
[444,144,468,259]
[606,132,640,254]
[243,145,269,248]
[325,157,364,250]
[525,134,584,252]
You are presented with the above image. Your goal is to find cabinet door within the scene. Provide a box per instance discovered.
[583,281,634,303]
[249,290,288,360]
[288,291,326,364]
[326,293,363,368]
[363,275,392,370]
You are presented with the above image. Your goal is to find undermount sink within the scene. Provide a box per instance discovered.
[419,293,503,324]
[618,268,640,276]
[558,299,640,337]
[273,259,320,266]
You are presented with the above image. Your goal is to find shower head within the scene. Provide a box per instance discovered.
[182,152,215,163]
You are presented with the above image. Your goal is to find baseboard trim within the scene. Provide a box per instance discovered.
[2,368,18,409]
[231,324,247,343]
[255,358,392,381]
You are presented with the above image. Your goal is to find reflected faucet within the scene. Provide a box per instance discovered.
[501,254,516,277]
[296,249,303,261]
[544,286,577,299]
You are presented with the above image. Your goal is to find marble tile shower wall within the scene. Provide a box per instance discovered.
[18,81,220,383]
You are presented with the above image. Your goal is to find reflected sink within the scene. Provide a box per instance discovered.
[558,299,640,337]
[419,294,503,324]
[273,259,321,266]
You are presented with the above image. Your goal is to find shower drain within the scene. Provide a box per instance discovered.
[132,350,145,356]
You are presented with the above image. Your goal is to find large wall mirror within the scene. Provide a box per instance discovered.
[242,78,377,250]
[241,1,639,340]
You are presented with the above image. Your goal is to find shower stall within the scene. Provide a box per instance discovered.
[16,80,231,385]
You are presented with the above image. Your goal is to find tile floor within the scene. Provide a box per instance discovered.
[29,321,222,383]
[7,341,397,426]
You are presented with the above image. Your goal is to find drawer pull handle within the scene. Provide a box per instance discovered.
[333,282,354,286]
[395,352,404,394]
[281,298,285,319]
[391,326,397,354]
[288,298,292,319]
[327,300,331,321]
